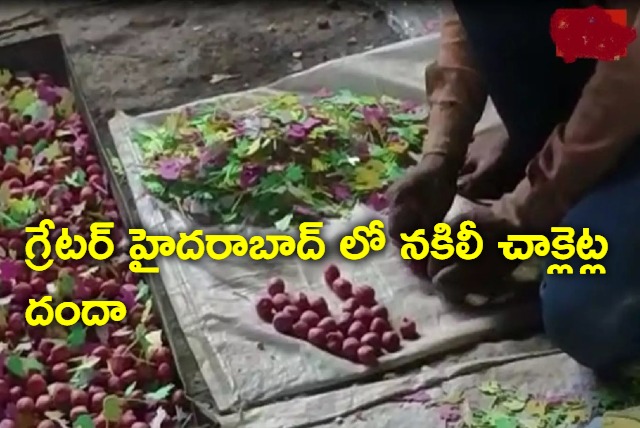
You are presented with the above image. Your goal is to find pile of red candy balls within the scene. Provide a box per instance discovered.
[255,264,419,366]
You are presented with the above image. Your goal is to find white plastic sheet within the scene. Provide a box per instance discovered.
[108,34,543,425]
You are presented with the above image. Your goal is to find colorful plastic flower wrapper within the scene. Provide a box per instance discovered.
[362,105,388,125]
[119,287,138,311]
[293,204,318,218]
[156,157,190,181]
[331,183,352,202]
[0,259,21,282]
[439,404,462,423]
[198,146,227,170]
[240,163,266,189]
[36,80,59,105]
[302,117,323,130]
[367,191,389,211]
[286,123,308,139]
[73,134,89,156]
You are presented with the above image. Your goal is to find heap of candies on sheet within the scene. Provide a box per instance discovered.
[132,89,428,227]
[0,69,187,427]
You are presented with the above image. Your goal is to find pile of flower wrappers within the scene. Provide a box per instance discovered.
[133,90,428,227]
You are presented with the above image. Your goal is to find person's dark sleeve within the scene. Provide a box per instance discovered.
[423,6,488,169]
[494,13,640,230]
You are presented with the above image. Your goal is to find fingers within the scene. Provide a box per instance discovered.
[457,171,479,194]
[388,166,425,206]
[457,155,487,197]
[431,263,484,305]
[459,157,477,176]
[388,205,423,243]
[458,174,493,200]
[427,251,455,279]
[432,258,518,306]
[405,259,429,279]
[388,181,413,206]
[432,263,505,305]
[457,163,508,200]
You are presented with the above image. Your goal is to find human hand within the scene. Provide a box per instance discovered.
[457,126,523,200]
[387,153,458,246]
[427,200,521,304]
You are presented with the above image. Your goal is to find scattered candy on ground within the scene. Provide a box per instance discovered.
[424,378,640,428]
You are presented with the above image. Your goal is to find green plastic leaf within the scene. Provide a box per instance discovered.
[22,356,44,373]
[11,89,37,112]
[124,382,137,397]
[54,273,75,300]
[5,355,43,378]
[164,111,187,135]
[565,407,590,423]
[284,164,304,183]
[67,325,86,348]
[0,69,12,86]
[64,169,87,188]
[145,383,175,401]
[5,354,25,377]
[136,281,150,302]
[39,141,62,163]
[274,213,293,231]
[56,88,75,118]
[243,138,261,157]
[502,398,527,412]
[479,381,502,395]
[144,180,165,195]
[109,155,124,177]
[3,146,18,163]
[69,355,99,390]
[493,414,518,428]
[102,395,122,422]
[441,391,464,404]
[33,140,49,155]
[7,196,37,220]
[73,414,95,428]
[70,366,94,389]
[23,100,52,122]
[135,324,150,355]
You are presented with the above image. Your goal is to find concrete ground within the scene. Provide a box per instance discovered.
[0,1,417,123]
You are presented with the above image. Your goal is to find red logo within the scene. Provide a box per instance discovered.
[550,6,636,63]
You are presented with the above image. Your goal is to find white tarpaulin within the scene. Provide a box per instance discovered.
[108,34,546,426]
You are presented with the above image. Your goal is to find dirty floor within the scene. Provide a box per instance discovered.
[0,1,409,123]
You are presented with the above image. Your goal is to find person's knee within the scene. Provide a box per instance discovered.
[541,151,640,371]
[541,275,600,370]
[540,274,596,367]
[542,261,640,371]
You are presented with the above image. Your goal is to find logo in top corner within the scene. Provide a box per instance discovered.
[550,6,637,63]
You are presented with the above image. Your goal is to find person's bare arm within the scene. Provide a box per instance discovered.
[423,4,488,169]
[494,11,640,230]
